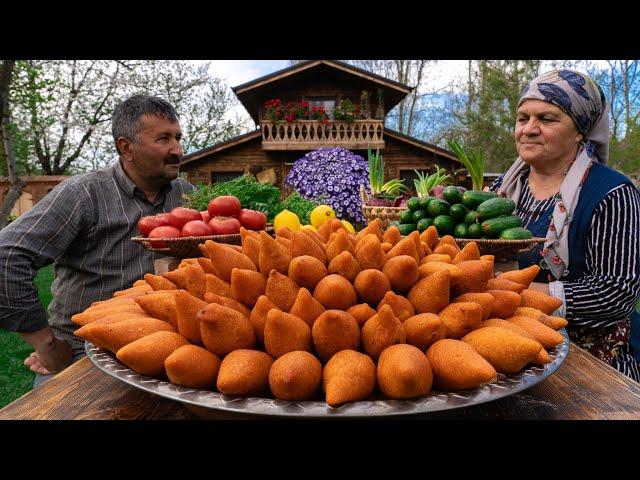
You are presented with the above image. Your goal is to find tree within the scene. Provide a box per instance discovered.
[0,60,26,229]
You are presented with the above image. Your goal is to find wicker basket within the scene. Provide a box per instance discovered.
[454,237,546,259]
[360,185,404,230]
[132,226,274,259]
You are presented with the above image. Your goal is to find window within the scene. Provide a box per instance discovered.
[211,171,243,183]
[308,98,336,120]
[399,169,431,194]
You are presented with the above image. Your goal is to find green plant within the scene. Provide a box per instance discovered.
[413,166,451,198]
[334,99,358,123]
[277,191,320,224]
[368,147,407,198]
[447,139,485,191]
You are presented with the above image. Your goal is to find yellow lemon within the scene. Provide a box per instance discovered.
[274,209,301,232]
[301,224,317,232]
[340,219,355,234]
[310,205,336,229]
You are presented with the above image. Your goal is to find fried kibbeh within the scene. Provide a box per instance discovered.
[301,227,326,251]
[327,250,362,283]
[73,312,151,334]
[421,242,432,256]
[173,290,208,344]
[204,273,232,298]
[112,286,150,299]
[74,316,173,351]
[355,217,383,242]
[438,301,483,339]
[198,303,256,357]
[436,235,459,250]
[322,349,376,406]
[241,234,261,268]
[461,326,542,374]
[407,269,451,314]
[312,310,361,362]
[497,264,540,287]
[433,243,460,260]
[289,288,326,328]
[265,269,300,311]
[355,234,386,270]
[264,309,313,358]
[346,303,378,327]
[539,315,569,330]
[201,240,257,282]
[452,241,481,264]
[507,315,564,348]
[196,257,217,275]
[87,296,136,310]
[452,292,494,321]
[132,279,149,287]
[480,318,539,341]
[385,236,419,263]
[143,274,178,291]
[164,345,221,390]
[422,253,452,264]
[486,289,521,319]
[317,218,346,243]
[382,225,402,245]
[426,339,497,391]
[269,351,323,401]
[71,302,147,326]
[204,292,252,318]
[325,229,354,263]
[420,225,439,250]
[250,295,280,344]
[377,344,433,399]
[361,304,406,360]
[418,261,463,282]
[514,306,548,321]
[353,269,391,306]
[381,242,393,253]
[259,230,293,276]
[402,313,446,351]
[162,268,190,290]
[216,349,274,397]
[135,291,178,328]
[486,277,526,294]
[275,236,291,249]
[231,268,266,308]
[382,255,419,294]
[313,274,358,310]
[184,264,207,300]
[275,226,294,240]
[452,260,493,295]
[291,230,327,264]
[288,255,328,291]
[407,231,426,261]
[377,291,415,322]
[519,289,563,315]
[480,255,495,270]
[116,331,189,377]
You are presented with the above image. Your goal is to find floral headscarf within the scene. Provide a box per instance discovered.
[497,70,610,280]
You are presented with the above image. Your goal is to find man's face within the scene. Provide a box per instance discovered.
[122,114,184,183]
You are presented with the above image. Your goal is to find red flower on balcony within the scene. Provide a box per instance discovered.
[263,98,329,123]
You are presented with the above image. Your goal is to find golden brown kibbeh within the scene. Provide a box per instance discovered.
[433,244,459,260]
[407,269,451,314]
[322,349,376,406]
[377,291,415,322]
[204,273,232,298]
[452,292,494,321]
[382,255,419,294]
[135,291,179,328]
[264,269,300,312]
[385,236,419,264]
[184,264,207,300]
[418,261,463,282]
[486,277,526,294]
[361,304,406,360]
[325,229,355,263]
[231,268,266,308]
[173,289,208,344]
[116,331,189,377]
[311,310,361,362]
[426,339,497,391]
[249,295,280,344]
[143,273,178,291]
[291,231,327,264]
[288,255,328,291]
[355,234,386,271]
[258,230,293,276]
[241,234,261,269]
[519,289,563,315]
[452,241,481,264]
[203,292,252,318]
[353,269,391,306]
[422,253,452,264]
[438,301,483,339]
[506,316,564,349]
[402,313,446,351]
[198,303,256,357]
[327,251,362,283]
[497,264,540,287]
[289,287,326,328]
[377,344,433,399]
[268,351,323,401]
[263,309,313,358]
[382,225,402,245]
[71,302,146,326]
[313,274,358,310]
[355,217,383,242]
[216,349,274,397]
[164,345,221,390]
[75,317,176,353]
[486,289,521,319]
[420,225,439,251]
[452,260,493,295]
[200,240,257,282]
[346,303,378,327]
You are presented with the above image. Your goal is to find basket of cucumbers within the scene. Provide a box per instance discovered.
[393,186,546,258]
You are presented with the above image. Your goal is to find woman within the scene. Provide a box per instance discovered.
[492,70,640,382]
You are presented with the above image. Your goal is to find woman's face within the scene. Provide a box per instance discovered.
[515,99,583,170]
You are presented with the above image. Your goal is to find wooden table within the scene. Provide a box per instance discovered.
[1,343,639,420]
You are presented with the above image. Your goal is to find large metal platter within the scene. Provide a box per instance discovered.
[86,329,569,418]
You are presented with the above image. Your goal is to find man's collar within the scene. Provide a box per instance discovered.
[112,159,174,202]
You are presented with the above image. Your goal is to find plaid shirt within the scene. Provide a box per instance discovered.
[0,160,194,357]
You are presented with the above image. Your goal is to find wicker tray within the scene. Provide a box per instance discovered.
[360,184,403,230]
[454,237,546,258]
[132,226,274,259]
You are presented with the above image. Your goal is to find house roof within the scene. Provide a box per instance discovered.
[232,60,414,124]
[384,128,461,164]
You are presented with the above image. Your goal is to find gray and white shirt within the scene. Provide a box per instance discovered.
[0,160,194,358]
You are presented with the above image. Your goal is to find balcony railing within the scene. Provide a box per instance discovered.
[260,119,385,150]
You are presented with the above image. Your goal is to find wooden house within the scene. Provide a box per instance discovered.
[179,60,462,193]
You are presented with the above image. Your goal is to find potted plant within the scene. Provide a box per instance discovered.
[365,147,407,207]
[334,98,358,123]
[447,139,485,191]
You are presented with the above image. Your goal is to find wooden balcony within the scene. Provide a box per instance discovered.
[260,119,385,150]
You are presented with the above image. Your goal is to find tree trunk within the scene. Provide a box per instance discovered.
[0,60,26,229]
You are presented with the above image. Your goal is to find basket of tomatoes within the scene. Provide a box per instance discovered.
[132,195,272,258]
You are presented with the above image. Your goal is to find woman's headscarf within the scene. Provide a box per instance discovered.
[497,70,610,280]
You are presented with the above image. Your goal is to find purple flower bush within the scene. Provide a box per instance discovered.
[284,147,370,225]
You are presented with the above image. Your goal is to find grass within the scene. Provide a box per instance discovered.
[0,264,54,409]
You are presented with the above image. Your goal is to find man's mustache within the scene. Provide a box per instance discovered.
[164,155,182,165]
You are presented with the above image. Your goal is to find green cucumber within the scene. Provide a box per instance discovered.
[477,197,516,221]
[407,197,421,211]
[412,209,429,223]
[427,199,450,217]
[418,196,435,210]
[465,210,478,225]
[397,223,416,235]
[462,190,499,209]
[481,214,523,237]
[499,227,533,240]
[454,222,469,238]
[433,215,455,236]
[450,203,470,221]
[468,223,483,238]
[399,209,414,223]
[417,217,434,232]
[443,186,463,205]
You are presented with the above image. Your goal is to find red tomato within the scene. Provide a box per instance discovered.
[156,213,172,222]
[181,220,214,237]
[208,196,241,218]
[200,210,211,224]
[168,207,202,230]
[148,225,181,248]
[238,209,266,231]
[137,215,170,236]
[208,217,241,235]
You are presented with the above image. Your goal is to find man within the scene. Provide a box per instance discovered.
[0,95,194,387]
